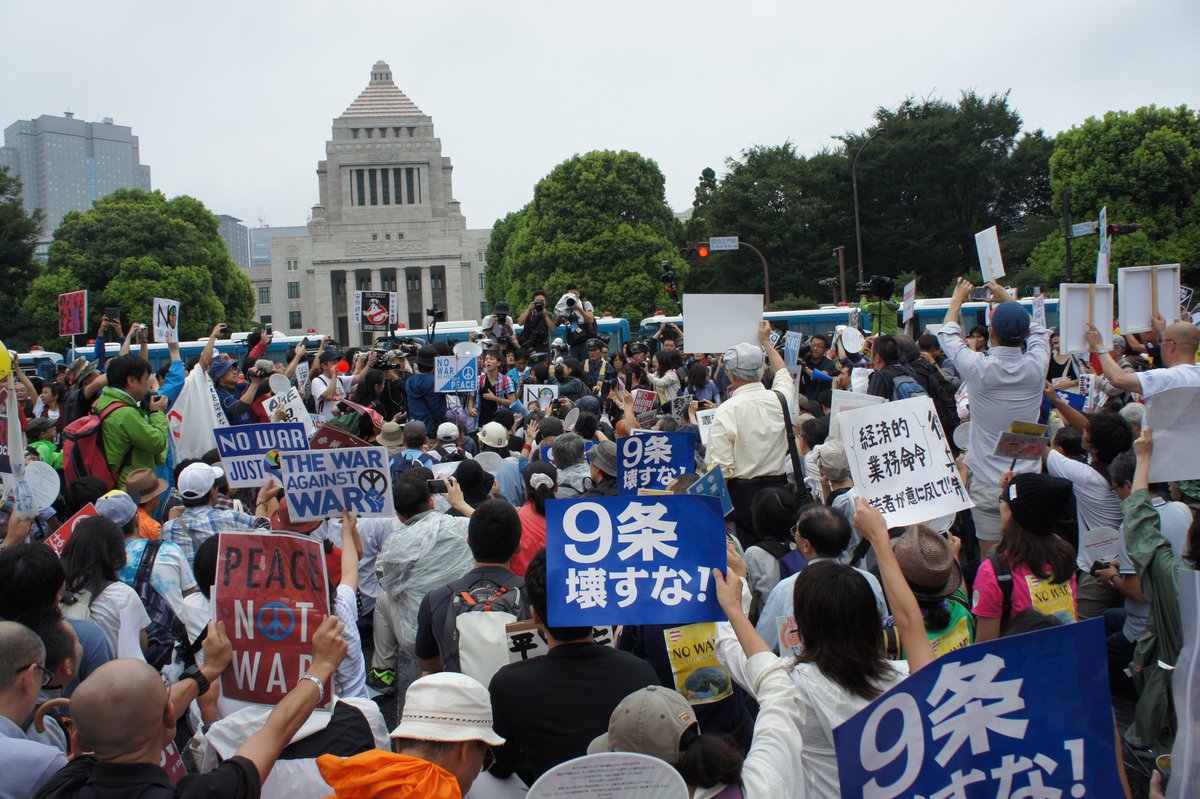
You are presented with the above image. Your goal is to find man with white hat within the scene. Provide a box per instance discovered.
[160,462,271,564]
[706,321,795,547]
[316,672,504,798]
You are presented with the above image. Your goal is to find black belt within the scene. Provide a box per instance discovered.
[727,474,787,485]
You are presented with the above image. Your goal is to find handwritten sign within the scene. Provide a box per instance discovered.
[280,446,394,521]
[695,407,717,447]
[214,423,308,490]
[617,432,695,494]
[265,387,316,439]
[974,225,1005,283]
[152,297,180,342]
[58,290,87,337]
[522,384,559,408]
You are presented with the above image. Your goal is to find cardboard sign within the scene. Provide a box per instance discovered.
[545,494,726,627]
[681,293,762,354]
[265,387,316,439]
[783,331,803,366]
[838,396,972,527]
[505,619,617,664]
[1145,387,1200,483]
[902,279,917,324]
[695,407,717,447]
[214,423,308,490]
[58,290,87,337]
[280,446,394,521]
[309,425,369,450]
[834,619,1122,799]
[1117,264,1182,334]
[353,291,398,333]
[974,225,1006,283]
[213,531,331,706]
[617,432,695,494]
[1058,283,1113,354]
[527,752,688,799]
[830,388,886,419]
[687,465,733,517]
[434,356,477,393]
[668,395,691,420]
[992,432,1048,462]
[1032,294,1047,329]
[664,622,733,705]
[522,384,559,409]
[152,297,180,342]
[44,504,98,556]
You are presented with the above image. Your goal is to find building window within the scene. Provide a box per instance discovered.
[381,275,397,291]
[289,311,302,329]
[381,169,390,205]
[392,168,403,205]
[480,302,488,318]
[477,251,484,262]
[405,168,418,204]
[286,259,298,271]
[372,234,378,241]
[368,169,378,205]
[393,127,402,137]
[260,315,272,326]
[357,277,371,291]
[397,232,404,240]
[407,127,416,137]
[379,128,387,138]
[432,275,445,291]
[365,128,372,139]
[351,129,359,139]
[478,274,485,290]
[355,169,366,207]
[287,281,300,300]
[257,286,271,304]
[406,275,421,292]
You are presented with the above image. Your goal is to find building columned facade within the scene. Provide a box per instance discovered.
[252,61,489,344]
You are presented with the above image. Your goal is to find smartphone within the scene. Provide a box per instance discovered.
[104,307,120,323]
[218,323,230,335]
[969,287,991,302]
[264,322,273,336]
[427,479,449,494]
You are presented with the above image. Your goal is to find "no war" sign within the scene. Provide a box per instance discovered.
[280,445,395,521]
[214,422,308,490]
[213,532,331,706]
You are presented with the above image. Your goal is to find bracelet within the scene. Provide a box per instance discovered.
[298,673,324,704]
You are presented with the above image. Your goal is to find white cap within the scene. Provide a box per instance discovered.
[436,422,459,442]
[389,672,505,745]
[178,462,224,501]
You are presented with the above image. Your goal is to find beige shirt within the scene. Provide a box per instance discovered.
[706,368,794,479]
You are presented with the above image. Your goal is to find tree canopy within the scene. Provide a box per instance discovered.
[24,189,255,346]
[0,167,43,349]
[484,150,687,320]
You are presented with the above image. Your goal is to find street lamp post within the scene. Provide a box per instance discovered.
[738,240,771,307]
[851,128,886,285]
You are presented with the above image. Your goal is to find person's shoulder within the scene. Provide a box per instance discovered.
[186,755,260,797]
[28,752,94,798]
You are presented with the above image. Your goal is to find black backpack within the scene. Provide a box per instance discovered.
[134,540,188,670]
[989,552,1014,635]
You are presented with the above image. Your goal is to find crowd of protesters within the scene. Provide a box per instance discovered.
[0,276,1196,799]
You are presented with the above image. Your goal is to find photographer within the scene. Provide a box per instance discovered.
[652,322,683,354]
[518,290,556,354]
[555,283,597,361]
[857,276,901,336]
[210,355,263,426]
[378,346,412,422]
[481,301,520,353]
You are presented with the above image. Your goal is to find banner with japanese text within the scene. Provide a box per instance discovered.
[838,396,972,527]
[617,432,695,494]
[834,619,1122,799]
[545,494,726,627]
[212,532,331,706]
[214,423,308,490]
[58,290,87,337]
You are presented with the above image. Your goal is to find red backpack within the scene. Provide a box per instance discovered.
[62,401,131,489]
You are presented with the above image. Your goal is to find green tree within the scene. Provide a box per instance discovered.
[1027,105,1200,286]
[0,167,43,349]
[487,151,687,320]
[25,189,254,346]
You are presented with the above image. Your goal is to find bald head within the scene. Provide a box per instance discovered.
[71,659,170,758]
[0,621,45,694]
[1164,321,1199,366]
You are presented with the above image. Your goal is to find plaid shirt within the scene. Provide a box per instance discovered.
[161,503,270,564]
[477,371,515,399]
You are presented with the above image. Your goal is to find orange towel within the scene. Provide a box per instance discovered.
[317,751,461,799]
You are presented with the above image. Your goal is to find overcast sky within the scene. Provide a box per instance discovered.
[4,0,1197,234]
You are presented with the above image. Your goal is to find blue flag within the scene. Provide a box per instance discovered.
[545,494,726,627]
[834,618,1122,799]
[616,432,696,494]
[687,465,733,517]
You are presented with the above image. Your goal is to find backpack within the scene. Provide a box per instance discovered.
[750,539,808,581]
[62,401,132,489]
[439,572,528,684]
[433,444,466,463]
[988,552,1014,635]
[891,374,928,402]
[134,539,188,670]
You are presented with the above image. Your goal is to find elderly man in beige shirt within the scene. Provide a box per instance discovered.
[707,321,795,547]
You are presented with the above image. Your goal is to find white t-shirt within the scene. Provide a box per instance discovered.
[1138,363,1200,397]
[310,374,352,421]
[1045,450,1124,566]
[88,581,151,657]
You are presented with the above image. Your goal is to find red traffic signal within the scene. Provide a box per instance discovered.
[1106,223,1142,237]
[680,242,710,260]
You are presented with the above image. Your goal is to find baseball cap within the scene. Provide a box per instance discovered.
[990,301,1031,343]
[723,342,765,375]
[319,350,341,364]
[389,673,505,745]
[588,685,698,765]
[95,490,138,527]
[436,422,459,442]
[179,462,224,501]
[208,359,235,381]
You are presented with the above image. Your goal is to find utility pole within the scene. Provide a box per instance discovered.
[833,246,847,303]
[852,128,886,284]
[1061,188,1074,283]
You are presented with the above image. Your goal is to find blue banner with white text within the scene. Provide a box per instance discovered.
[617,431,695,494]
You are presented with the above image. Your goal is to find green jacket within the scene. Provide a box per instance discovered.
[859,295,901,335]
[29,438,63,471]
[1122,488,1190,752]
[93,386,168,488]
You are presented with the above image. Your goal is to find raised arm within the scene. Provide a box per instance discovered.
[200,323,226,370]
[758,321,786,376]
[1085,325,1141,393]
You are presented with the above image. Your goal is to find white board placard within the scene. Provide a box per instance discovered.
[1146,387,1200,483]
[974,226,1006,283]
[1117,264,1181,334]
[1058,283,1113,355]
[682,294,762,354]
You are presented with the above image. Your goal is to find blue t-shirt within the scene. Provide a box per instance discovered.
[405,373,446,429]
[215,383,254,425]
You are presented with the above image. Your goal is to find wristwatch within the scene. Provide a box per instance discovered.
[179,664,211,697]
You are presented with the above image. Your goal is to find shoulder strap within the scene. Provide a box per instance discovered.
[989,553,1013,631]
[135,539,162,591]
[849,535,873,568]
[772,390,805,491]
[97,400,131,420]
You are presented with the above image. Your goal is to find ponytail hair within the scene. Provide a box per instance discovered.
[676,726,743,788]
[524,461,558,516]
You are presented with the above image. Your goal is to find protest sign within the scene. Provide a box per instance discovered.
[522,384,559,409]
[265,387,316,439]
[310,425,370,450]
[167,365,229,460]
[1097,206,1110,284]
[902,279,917,325]
[617,432,695,494]
[838,396,971,527]
[505,619,616,664]
[294,360,310,389]
[160,742,187,786]
[1032,293,1047,329]
[1117,264,1182,333]
[631,388,658,426]
[1009,420,1048,438]
[992,432,1047,462]
[44,503,97,556]
[681,294,762,354]
[152,297,180,342]
[664,622,732,705]
[687,465,733,517]
[0,378,13,483]
[527,752,688,799]
[1057,283,1113,354]
[0,342,10,382]
[545,494,726,627]
[834,618,1122,799]
[279,446,394,521]
[695,407,717,447]
[15,460,60,518]
[214,423,308,490]
[352,291,397,333]
[213,531,331,706]
[783,331,803,366]
[830,388,886,419]
[434,355,477,393]
[58,290,87,337]
[668,395,691,420]
[974,225,1006,283]
[1174,569,1200,798]
[1145,387,1200,482]
[1080,526,1121,569]
[776,614,802,658]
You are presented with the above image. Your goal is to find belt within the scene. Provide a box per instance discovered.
[727,474,787,485]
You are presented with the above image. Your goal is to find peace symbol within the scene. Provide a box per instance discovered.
[358,469,387,495]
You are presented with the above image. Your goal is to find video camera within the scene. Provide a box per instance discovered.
[426,305,444,321]
[856,275,895,300]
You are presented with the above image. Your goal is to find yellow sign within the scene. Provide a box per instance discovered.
[0,341,10,382]
[664,622,732,705]
[930,614,972,657]
[1009,420,1048,438]
[1027,574,1076,624]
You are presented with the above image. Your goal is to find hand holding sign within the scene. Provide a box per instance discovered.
[312,615,349,674]
[201,621,233,674]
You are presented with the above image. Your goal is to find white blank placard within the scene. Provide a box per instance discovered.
[682,294,762,353]
[1146,387,1200,483]
[975,226,1006,283]
[1117,264,1181,334]
[1058,283,1113,355]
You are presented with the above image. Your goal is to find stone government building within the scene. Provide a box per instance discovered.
[253,61,490,344]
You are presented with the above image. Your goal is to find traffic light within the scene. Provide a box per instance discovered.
[1106,223,1142,237]
[679,242,710,260]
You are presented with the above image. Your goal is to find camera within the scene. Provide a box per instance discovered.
[534,300,545,312]
[426,305,444,321]
[857,275,895,300]
[565,296,577,308]
[248,359,274,379]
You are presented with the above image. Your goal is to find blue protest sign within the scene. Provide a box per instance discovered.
[213,423,308,490]
[540,440,595,465]
[434,356,477,393]
[784,331,803,365]
[617,432,695,494]
[687,465,733,517]
[833,619,1122,799]
[545,494,726,627]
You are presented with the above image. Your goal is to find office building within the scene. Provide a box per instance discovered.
[217,214,251,269]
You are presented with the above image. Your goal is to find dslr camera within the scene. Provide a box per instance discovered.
[856,275,895,300]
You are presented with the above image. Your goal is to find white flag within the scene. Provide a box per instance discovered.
[167,365,229,461]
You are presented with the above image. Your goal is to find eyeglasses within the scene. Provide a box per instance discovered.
[480,743,496,772]
[16,662,54,688]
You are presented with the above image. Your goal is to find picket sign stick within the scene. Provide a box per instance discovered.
[1088,285,1095,326]
[1150,265,1159,318]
